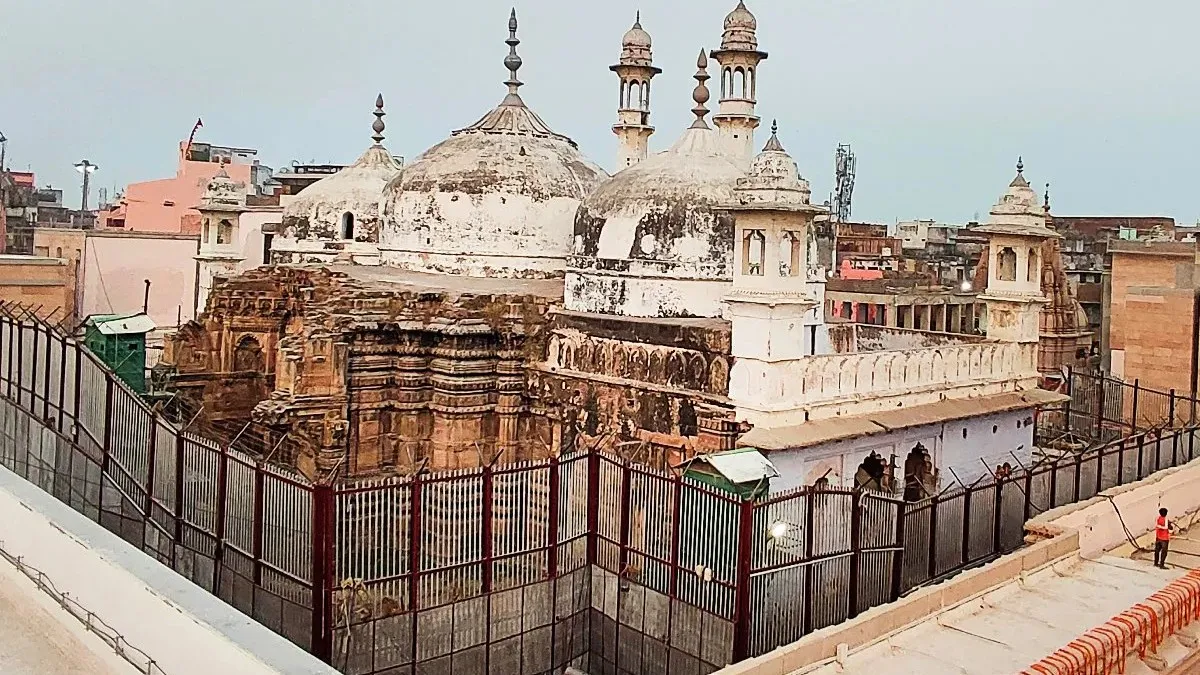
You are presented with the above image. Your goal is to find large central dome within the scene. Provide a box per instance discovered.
[380,11,607,279]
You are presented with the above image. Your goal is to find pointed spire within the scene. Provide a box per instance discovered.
[1044,182,1051,213]
[635,9,641,27]
[762,119,785,152]
[689,48,711,129]
[1016,156,1024,175]
[371,94,386,145]
[503,8,524,103]
[1009,155,1030,188]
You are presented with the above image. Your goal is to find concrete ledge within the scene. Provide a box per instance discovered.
[717,531,1081,675]
[0,466,339,675]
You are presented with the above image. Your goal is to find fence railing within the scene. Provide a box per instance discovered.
[1,300,1199,674]
[1038,369,1197,447]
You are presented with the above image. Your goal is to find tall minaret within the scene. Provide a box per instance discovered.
[611,13,662,170]
[710,1,768,162]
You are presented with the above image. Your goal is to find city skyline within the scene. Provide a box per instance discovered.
[2,0,1197,223]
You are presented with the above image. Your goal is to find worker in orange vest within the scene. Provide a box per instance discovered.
[1154,507,1175,569]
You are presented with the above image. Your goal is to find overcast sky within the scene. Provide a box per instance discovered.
[2,0,1197,223]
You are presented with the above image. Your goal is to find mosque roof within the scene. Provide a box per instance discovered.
[282,95,401,221]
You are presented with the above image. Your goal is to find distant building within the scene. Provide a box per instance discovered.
[1107,239,1199,396]
[0,254,75,324]
[95,141,275,235]
[833,222,902,275]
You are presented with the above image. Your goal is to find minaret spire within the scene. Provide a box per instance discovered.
[371,94,386,145]
[503,8,524,103]
[762,119,784,152]
[1044,182,1051,214]
[690,48,712,130]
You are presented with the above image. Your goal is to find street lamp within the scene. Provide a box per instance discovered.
[74,159,98,211]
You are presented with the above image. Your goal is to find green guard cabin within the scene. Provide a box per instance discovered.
[677,447,778,500]
[83,313,156,394]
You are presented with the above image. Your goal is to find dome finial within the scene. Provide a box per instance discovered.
[1044,182,1051,213]
[762,119,784,152]
[503,8,524,102]
[635,9,641,26]
[371,94,386,145]
[690,48,711,129]
[1016,156,1024,175]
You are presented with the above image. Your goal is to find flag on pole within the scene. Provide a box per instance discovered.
[183,118,203,160]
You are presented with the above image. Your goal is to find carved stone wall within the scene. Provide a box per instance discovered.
[160,266,731,480]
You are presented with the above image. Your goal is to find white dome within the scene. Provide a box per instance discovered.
[721,1,759,51]
[567,127,745,317]
[281,146,400,242]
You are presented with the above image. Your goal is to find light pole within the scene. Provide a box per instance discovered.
[74,159,97,211]
[0,132,8,173]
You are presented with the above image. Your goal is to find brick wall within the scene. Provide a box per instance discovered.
[1109,242,1198,394]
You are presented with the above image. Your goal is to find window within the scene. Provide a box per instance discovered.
[743,229,765,276]
[202,220,210,244]
[780,231,804,277]
[55,247,62,258]
[996,247,1017,281]
[341,212,355,240]
[1026,247,1039,282]
[216,219,233,245]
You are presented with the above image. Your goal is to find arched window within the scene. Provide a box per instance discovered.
[1026,247,1039,282]
[202,219,210,244]
[216,219,233,245]
[748,67,756,100]
[732,68,746,99]
[234,335,264,372]
[996,246,1017,281]
[630,81,642,111]
[341,212,355,240]
[743,229,765,276]
[903,444,935,502]
[722,67,732,98]
[55,247,62,258]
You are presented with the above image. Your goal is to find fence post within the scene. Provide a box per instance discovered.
[29,321,38,413]
[1131,379,1141,432]
[71,341,82,444]
[617,462,633,581]
[252,463,265,587]
[731,497,754,661]
[1136,435,1146,481]
[172,432,185,567]
[585,452,599,566]
[1064,366,1074,434]
[481,464,494,594]
[1094,376,1104,438]
[144,413,158,518]
[960,487,972,566]
[890,500,907,600]
[408,474,423,666]
[41,324,52,422]
[100,378,114,480]
[1048,458,1058,509]
[310,482,335,663]
[1170,389,1177,430]
[992,478,1004,554]
[56,334,67,426]
[547,457,559,579]
[1080,449,1089,502]
[669,474,683,599]
[927,495,939,581]
[1117,438,1126,485]
[1022,470,1033,522]
[211,444,229,596]
[848,491,863,619]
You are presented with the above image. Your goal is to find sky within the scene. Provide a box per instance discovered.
[2,0,1198,224]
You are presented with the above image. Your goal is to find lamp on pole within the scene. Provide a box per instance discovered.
[74,159,98,211]
[0,132,8,174]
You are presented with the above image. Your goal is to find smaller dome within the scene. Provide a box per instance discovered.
[733,122,814,208]
[721,1,759,51]
[199,166,246,212]
[618,14,655,67]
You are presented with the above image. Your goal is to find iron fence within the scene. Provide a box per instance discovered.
[1,301,1199,674]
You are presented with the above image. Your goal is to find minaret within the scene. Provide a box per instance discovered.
[723,122,827,427]
[611,13,662,169]
[974,158,1061,383]
[194,164,247,314]
[710,1,768,162]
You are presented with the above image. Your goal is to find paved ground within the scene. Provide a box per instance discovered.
[0,555,136,675]
[798,515,1200,675]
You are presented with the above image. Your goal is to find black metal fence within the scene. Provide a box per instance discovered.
[0,301,1197,674]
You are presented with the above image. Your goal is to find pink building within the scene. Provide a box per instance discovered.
[98,142,273,235]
